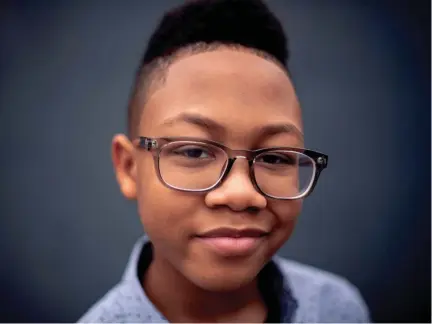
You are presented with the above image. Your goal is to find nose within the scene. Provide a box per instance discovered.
[205,158,267,212]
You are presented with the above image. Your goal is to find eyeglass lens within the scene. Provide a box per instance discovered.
[158,141,315,198]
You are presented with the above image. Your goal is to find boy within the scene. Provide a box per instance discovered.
[79,0,370,322]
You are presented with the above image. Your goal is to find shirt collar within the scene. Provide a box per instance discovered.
[122,235,298,322]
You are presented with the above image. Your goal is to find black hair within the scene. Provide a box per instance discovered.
[127,0,289,137]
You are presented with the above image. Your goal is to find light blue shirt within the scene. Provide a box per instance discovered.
[78,235,370,323]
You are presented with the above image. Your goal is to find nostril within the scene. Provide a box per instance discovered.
[246,206,260,214]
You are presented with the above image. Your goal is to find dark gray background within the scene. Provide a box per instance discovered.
[0,0,430,322]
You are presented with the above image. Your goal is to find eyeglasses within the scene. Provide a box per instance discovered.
[133,136,328,200]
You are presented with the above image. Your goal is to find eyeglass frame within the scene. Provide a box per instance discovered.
[132,136,328,200]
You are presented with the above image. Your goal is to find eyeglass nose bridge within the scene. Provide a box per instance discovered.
[225,151,255,167]
[221,148,261,179]
[225,148,257,160]
[219,154,257,189]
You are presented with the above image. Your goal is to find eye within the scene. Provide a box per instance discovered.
[173,146,213,159]
[257,153,296,165]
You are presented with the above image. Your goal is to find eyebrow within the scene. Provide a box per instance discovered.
[162,112,226,136]
[161,112,304,142]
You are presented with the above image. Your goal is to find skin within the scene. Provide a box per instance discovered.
[112,48,304,322]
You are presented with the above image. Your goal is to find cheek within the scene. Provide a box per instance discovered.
[267,199,303,252]
[135,159,201,242]
[271,199,303,224]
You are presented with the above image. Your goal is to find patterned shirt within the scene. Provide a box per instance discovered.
[78,235,370,323]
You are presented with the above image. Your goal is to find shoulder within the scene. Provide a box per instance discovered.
[274,256,371,323]
[77,280,164,323]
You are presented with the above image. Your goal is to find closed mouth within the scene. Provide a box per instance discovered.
[196,227,268,239]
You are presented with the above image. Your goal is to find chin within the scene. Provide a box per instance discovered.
[182,260,262,292]
[191,273,257,292]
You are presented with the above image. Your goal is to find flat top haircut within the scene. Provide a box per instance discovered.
[127,0,290,138]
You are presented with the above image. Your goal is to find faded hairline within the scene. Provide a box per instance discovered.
[126,42,289,139]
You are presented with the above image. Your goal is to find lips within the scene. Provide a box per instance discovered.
[197,227,268,238]
[195,227,268,257]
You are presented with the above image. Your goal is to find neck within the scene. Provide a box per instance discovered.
[142,252,267,323]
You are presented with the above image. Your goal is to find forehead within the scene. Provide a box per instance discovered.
[140,49,302,144]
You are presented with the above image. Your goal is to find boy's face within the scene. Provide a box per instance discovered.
[113,48,304,291]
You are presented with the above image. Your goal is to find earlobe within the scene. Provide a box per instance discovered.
[112,134,137,200]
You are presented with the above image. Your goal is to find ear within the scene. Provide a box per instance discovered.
[112,134,137,200]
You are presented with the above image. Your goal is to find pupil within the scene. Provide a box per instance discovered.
[264,155,280,163]
[187,149,203,158]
